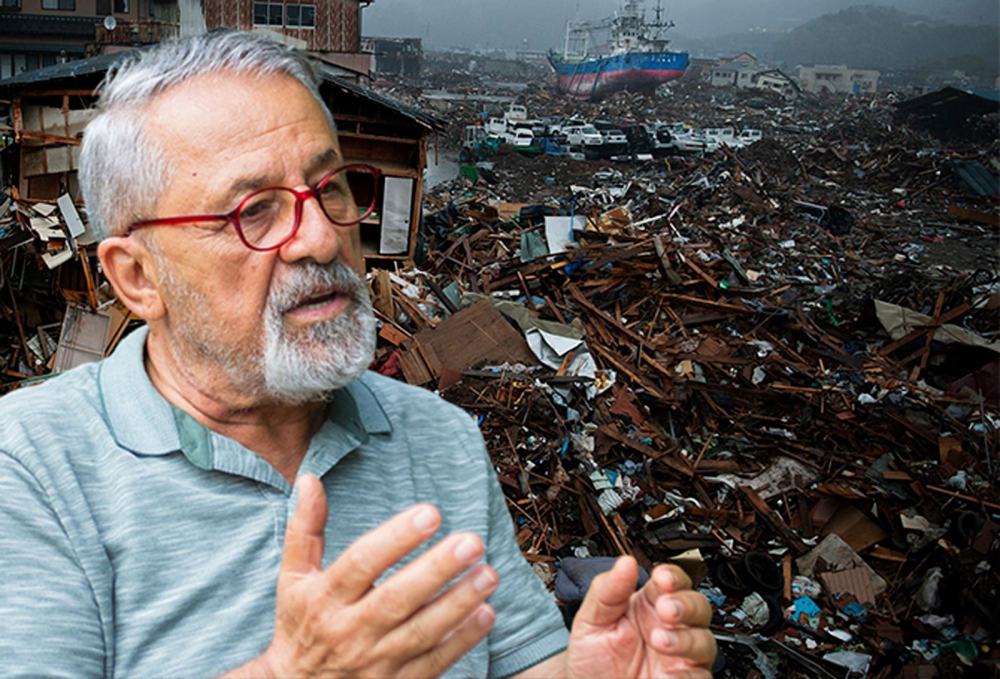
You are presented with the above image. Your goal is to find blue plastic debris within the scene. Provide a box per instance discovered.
[793,596,822,618]
[841,601,868,619]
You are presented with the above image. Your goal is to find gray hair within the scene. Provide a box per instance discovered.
[79,30,332,240]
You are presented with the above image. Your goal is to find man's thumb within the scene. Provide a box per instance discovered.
[280,474,328,575]
[574,557,638,630]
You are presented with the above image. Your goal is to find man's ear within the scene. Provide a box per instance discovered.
[98,236,167,322]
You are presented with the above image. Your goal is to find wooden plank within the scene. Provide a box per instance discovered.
[653,234,683,286]
[948,204,1000,228]
[566,283,650,349]
[335,130,419,145]
[403,299,538,382]
[739,486,808,554]
[596,424,692,478]
[878,303,971,356]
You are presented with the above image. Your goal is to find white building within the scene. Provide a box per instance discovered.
[754,69,800,99]
[709,62,799,99]
[798,64,880,94]
[709,61,756,88]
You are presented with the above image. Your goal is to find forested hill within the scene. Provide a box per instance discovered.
[774,6,999,75]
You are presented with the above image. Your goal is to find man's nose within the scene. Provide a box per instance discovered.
[278,192,345,266]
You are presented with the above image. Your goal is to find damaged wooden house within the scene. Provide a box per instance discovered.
[0,46,444,390]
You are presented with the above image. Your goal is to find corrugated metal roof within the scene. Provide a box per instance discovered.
[319,65,446,132]
[895,86,1000,132]
[0,50,137,88]
[0,49,444,133]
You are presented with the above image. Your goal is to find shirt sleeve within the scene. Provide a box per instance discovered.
[473,430,570,679]
[0,451,107,679]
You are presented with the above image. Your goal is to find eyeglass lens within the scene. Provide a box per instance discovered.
[238,167,378,249]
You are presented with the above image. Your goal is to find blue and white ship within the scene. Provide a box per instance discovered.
[548,0,689,101]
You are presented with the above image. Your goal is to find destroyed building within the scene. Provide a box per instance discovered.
[363,36,422,79]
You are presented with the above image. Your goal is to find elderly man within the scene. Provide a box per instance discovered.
[0,31,715,679]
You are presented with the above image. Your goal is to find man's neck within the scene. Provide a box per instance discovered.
[145,329,325,486]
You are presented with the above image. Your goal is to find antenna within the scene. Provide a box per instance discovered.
[103,15,117,31]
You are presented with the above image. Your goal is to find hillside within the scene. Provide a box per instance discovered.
[775,5,999,75]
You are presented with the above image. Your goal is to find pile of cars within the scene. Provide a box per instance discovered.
[463,105,764,162]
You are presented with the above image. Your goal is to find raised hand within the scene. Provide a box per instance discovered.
[565,557,716,679]
[258,474,498,678]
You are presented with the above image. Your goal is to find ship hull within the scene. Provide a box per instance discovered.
[549,51,689,100]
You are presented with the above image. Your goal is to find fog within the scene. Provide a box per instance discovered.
[363,0,998,51]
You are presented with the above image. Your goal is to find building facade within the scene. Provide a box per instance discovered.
[798,64,880,95]
[1,0,161,79]
[1,0,370,80]
[709,61,754,88]
[362,36,421,78]
[204,0,366,52]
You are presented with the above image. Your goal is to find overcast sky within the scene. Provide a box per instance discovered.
[362,0,997,50]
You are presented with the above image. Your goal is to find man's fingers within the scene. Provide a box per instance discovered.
[574,556,639,629]
[280,474,329,576]
[362,532,488,630]
[375,563,498,657]
[659,670,714,679]
[322,503,442,601]
[650,627,718,667]
[656,591,714,628]
[640,564,694,608]
[397,604,496,679]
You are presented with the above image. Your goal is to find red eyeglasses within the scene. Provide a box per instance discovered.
[126,164,381,251]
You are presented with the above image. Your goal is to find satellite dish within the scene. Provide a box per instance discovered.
[103,15,117,31]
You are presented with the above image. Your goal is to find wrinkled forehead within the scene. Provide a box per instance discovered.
[142,72,342,209]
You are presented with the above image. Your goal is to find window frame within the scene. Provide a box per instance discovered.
[285,3,316,29]
[252,1,283,27]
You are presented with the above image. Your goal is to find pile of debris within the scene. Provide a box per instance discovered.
[370,94,999,677]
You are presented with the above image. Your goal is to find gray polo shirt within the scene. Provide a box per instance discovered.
[0,327,568,678]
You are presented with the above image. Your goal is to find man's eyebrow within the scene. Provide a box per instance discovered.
[308,148,342,174]
[220,148,341,207]
[227,174,272,202]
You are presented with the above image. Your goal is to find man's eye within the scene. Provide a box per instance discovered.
[321,174,349,197]
[241,201,272,219]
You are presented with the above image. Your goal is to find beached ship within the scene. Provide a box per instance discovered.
[548,0,689,101]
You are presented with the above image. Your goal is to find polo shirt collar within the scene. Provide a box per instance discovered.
[98,325,393,457]
[99,326,180,455]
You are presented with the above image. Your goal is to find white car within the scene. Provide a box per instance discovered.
[660,122,693,137]
[601,129,628,145]
[502,128,535,147]
[504,104,528,123]
[564,125,603,146]
[703,127,736,146]
[736,129,763,146]
[670,131,719,154]
[485,117,507,137]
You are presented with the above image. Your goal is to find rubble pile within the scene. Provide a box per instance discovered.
[0,57,997,677]
[371,87,999,677]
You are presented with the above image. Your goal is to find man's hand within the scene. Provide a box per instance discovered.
[256,474,498,678]
[565,557,716,679]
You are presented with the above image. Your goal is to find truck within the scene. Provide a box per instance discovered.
[461,125,500,162]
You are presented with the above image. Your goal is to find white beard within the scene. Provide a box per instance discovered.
[158,255,375,404]
[261,260,376,403]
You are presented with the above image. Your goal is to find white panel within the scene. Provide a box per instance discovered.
[379,176,413,255]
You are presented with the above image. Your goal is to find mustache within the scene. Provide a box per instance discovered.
[267,261,366,316]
